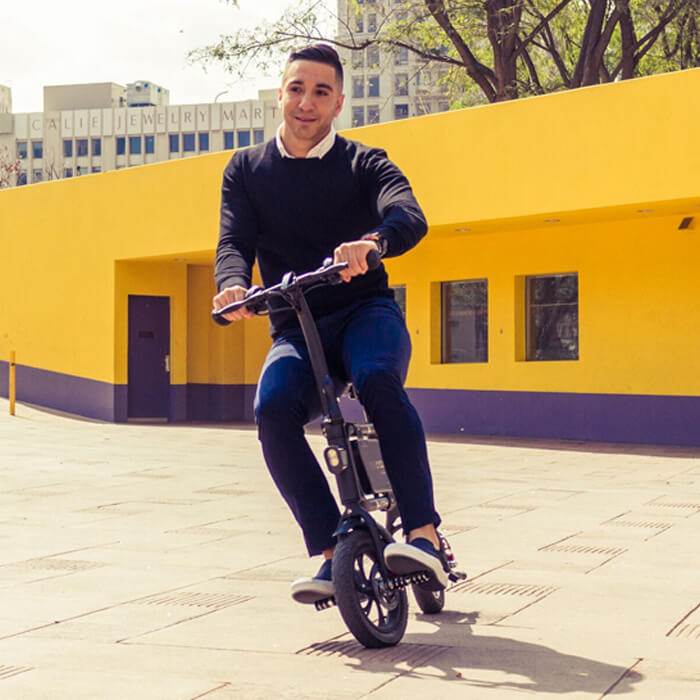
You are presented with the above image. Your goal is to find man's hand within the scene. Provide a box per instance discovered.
[212,285,256,322]
[333,240,380,283]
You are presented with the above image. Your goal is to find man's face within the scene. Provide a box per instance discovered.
[278,59,344,153]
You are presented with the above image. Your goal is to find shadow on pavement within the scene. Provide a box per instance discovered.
[303,610,643,695]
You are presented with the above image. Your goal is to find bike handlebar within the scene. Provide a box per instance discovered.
[212,249,381,326]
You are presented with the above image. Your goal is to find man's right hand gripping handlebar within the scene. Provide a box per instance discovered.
[212,285,258,326]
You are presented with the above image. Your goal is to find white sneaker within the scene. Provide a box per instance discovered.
[290,558,334,604]
[384,537,448,590]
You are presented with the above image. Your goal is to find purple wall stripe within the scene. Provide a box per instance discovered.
[406,388,700,447]
[1,361,697,446]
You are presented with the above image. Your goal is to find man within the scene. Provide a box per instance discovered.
[213,44,447,604]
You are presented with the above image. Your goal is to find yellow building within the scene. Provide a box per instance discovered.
[1,68,698,445]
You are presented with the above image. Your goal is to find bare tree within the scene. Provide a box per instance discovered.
[0,145,21,188]
[191,0,698,105]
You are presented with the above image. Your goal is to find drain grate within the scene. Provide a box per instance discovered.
[2,558,105,573]
[123,471,174,479]
[133,591,253,610]
[668,623,700,640]
[540,543,627,557]
[449,580,558,598]
[297,639,446,666]
[196,486,252,496]
[603,516,673,530]
[0,665,34,680]
[645,498,700,511]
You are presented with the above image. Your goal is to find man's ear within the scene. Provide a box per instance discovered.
[335,93,345,117]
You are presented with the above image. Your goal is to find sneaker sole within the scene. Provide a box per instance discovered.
[384,544,448,591]
[290,579,335,605]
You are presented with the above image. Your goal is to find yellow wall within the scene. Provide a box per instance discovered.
[0,68,697,407]
[386,212,700,397]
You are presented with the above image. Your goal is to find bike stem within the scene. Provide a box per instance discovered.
[284,285,362,507]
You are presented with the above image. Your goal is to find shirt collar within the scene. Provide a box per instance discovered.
[276,125,337,159]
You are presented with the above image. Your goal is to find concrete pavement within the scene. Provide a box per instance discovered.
[0,398,698,698]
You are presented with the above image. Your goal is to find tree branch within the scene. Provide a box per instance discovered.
[425,0,497,101]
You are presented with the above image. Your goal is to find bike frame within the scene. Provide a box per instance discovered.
[213,259,400,579]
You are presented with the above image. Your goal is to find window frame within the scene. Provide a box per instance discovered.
[525,272,579,362]
[440,278,489,364]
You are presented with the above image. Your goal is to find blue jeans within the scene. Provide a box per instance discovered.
[254,296,440,555]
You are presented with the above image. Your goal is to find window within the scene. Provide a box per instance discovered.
[32,141,43,159]
[32,169,43,183]
[199,132,210,151]
[17,170,27,185]
[367,76,380,97]
[395,47,408,65]
[182,133,195,152]
[91,166,101,174]
[129,136,142,154]
[438,101,450,112]
[352,51,364,69]
[145,135,155,154]
[63,140,73,158]
[224,131,234,150]
[352,107,365,128]
[76,139,88,157]
[391,285,406,317]
[17,141,27,159]
[76,165,84,176]
[237,131,251,148]
[367,105,380,124]
[395,73,409,96]
[116,137,126,155]
[253,129,265,144]
[526,274,579,361]
[352,77,364,99]
[367,13,377,32]
[355,16,364,33]
[441,280,488,363]
[92,138,101,156]
[366,46,380,69]
[394,104,409,120]
[169,134,179,153]
[63,168,72,178]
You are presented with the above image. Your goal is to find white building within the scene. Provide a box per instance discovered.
[0,82,282,187]
[335,0,451,129]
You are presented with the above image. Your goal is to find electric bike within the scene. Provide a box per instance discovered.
[212,253,466,647]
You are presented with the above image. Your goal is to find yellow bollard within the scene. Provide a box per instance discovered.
[9,350,15,416]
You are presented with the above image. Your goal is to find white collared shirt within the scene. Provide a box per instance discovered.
[276,125,337,159]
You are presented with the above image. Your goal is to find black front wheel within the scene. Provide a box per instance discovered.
[333,531,408,648]
[412,584,445,614]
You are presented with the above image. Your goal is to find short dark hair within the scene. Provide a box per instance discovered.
[286,43,344,88]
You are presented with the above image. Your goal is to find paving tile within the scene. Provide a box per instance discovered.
[0,398,698,699]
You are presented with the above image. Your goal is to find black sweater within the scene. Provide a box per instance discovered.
[215,135,427,335]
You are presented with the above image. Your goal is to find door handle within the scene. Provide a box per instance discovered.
[164,354,170,373]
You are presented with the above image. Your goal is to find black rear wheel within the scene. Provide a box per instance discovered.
[333,531,408,648]
[412,584,445,614]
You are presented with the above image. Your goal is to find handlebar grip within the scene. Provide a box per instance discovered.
[366,248,381,271]
[211,310,232,326]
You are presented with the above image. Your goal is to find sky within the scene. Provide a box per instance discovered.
[0,0,322,114]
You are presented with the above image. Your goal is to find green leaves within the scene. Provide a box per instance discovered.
[190,0,698,106]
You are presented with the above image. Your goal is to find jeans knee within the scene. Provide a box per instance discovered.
[254,388,296,430]
[353,364,403,401]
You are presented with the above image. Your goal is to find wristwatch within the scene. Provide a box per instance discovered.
[362,232,388,258]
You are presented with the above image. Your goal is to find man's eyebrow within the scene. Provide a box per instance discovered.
[287,79,335,91]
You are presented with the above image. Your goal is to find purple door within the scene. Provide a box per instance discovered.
[128,295,170,419]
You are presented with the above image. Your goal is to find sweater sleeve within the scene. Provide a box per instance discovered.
[214,155,259,292]
[361,148,428,258]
